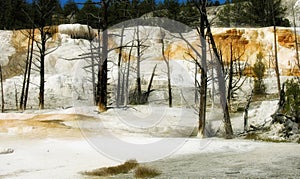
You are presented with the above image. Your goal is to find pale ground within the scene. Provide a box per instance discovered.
[0,106,299,179]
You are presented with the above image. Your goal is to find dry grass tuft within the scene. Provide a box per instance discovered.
[245,133,287,143]
[134,166,161,178]
[83,159,139,176]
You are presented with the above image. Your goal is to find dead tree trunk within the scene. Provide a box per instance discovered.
[272,4,281,97]
[116,26,125,107]
[205,13,233,138]
[273,25,281,97]
[0,65,4,113]
[96,0,109,112]
[88,24,96,105]
[136,25,142,104]
[161,32,172,108]
[24,28,35,110]
[194,62,198,104]
[38,28,46,110]
[227,42,234,108]
[293,5,300,69]
[14,82,18,110]
[147,64,157,95]
[196,1,208,138]
[198,39,207,137]
[124,40,134,107]
[244,90,253,132]
[20,29,32,110]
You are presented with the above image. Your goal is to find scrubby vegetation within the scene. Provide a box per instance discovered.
[82,159,139,177]
[253,52,266,95]
[283,79,300,123]
[82,159,161,178]
[134,166,161,179]
[244,132,288,143]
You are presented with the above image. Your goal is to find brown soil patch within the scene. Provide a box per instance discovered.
[277,29,300,48]
[0,114,98,138]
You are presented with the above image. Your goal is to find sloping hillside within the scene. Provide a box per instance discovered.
[0,22,299,109]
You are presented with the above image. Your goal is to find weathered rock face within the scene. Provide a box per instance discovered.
[145,27,300,76]
[210,27,300,76]
[2,25,300,77]
[0,24,299,109]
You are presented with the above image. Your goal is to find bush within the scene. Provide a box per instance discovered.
[253,52,266,95]
[253,79,266,95]
[283,79,300,123]
[82,159,139,177]
[134,166,161,178]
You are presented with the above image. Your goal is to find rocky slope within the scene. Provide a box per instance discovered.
[208,0,300,27]
[0,21,299,109]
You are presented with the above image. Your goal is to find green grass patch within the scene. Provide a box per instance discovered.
[244,133,287,143]
[134,166,161,178]
[82,159,138,177]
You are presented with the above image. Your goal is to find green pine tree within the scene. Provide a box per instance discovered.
[284,79,300,123]
[253,52,266,95]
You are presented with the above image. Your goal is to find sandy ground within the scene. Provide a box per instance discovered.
[150,142,300,178]
[0,111,299,178]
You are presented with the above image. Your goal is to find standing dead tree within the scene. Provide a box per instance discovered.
[244,90,253,132]
[135,25,143,104]
[269,1,281,97]
[200,0,233,138]
[128,25,151,105]
[0,65,4,113]
[23,1,58,110]
[160,28,172,108]
[20,28,35,111]
[180,0,233,138]
[179,3,207,137]
[124,38,135,107]
[116,26,125,107]
[96,0,113,112]
[292,4,300,70]
[220,36,248,109]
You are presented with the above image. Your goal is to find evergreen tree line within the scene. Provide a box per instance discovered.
[0,0,222,30]
[217,0,290,27]
[0,0,290,30]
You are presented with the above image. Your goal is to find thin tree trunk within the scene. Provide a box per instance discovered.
[88,24,96,105]
[116,26,125,107]
[194,62,198,104]
[97,1,109,112]
[0,65,4,113]
[124,40,134,107]
[121,62,126,104]
[161,36,172,108]
[167,65,172,107]
[147,64,157,94]
[198,2,208,138]
[14,82,18,110]
[293,5,300,69]
[209,44,215,108]
[146,64,157,101]
[136,25,142,104]
[24,28,35,110]
[227,42,234,108]
[90,42,96,105]
[39,29,46,110]
[20,29,32,110]
[205,14,233,138]
[271,3,281,97]
[198,42,207,137]
[273,25,281,97]
[244,90,253,132]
